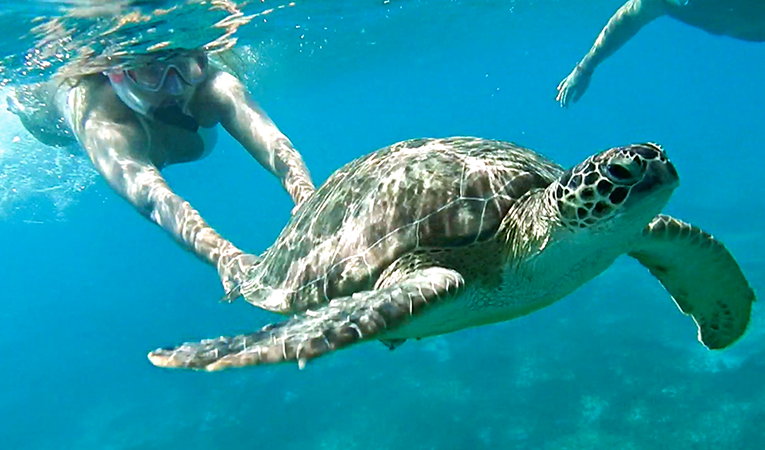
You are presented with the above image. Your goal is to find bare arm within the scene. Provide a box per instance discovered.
[66,78,248,286]
[192,70,316,208]
[556,0,668,107]
[577,0,667,74]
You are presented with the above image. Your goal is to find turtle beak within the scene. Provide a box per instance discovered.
[633,157,679,196]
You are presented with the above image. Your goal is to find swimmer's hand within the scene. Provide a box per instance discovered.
[219,252,259,302]
[556,64,592,108]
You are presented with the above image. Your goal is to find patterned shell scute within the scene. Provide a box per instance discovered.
[248,137,564,311]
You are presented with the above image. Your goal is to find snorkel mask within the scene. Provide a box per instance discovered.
[105,49,208,116]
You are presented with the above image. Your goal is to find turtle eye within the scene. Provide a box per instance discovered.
[605,156,643,184]
[607,163,633,181]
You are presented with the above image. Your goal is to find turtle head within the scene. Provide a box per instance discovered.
[549,143,679,233]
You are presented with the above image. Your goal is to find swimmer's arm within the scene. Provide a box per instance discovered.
[204,71,316,208]
[77,117,242,272]
[577,0,667,74]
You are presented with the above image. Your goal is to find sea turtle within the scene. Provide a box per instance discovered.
[149,137,755,371]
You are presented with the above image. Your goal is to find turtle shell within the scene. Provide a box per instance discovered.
[244,137,564,312]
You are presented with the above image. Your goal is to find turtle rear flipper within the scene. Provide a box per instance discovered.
[149,267,464,371]
[629,214,756,349]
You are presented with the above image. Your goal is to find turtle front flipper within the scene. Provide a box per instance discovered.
[148,267,465,371]
[628,214,755,349]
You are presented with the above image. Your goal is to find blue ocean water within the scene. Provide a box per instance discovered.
[1,1,764,448]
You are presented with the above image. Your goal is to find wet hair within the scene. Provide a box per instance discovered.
[207,46,251,80]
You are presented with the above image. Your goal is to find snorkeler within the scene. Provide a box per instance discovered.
[7,49,315,295]
[556,0,765,107]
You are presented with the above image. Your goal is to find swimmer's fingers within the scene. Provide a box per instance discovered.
[221,282,241,303]
[556,75,573,108]
[555,79,566,105]
[218,252,259,302]
[556,66,591,108]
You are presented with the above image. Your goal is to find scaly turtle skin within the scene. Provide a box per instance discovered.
[149,137,755,371]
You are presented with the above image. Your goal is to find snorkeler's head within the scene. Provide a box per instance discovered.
[104,49,208,116]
